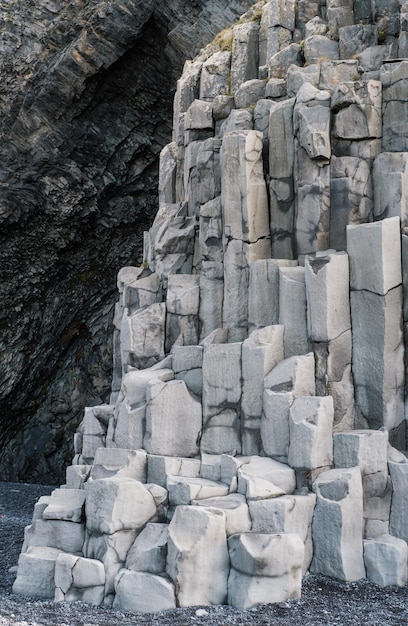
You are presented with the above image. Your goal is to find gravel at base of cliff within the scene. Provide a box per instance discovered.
[0,481,407,626]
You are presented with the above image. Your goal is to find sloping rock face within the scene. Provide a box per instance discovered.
[0,0,254,483]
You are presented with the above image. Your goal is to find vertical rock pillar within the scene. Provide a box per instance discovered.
[220,130,271,341]
[347,217,405,447]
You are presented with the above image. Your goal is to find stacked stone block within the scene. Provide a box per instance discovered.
[13,0,408,613]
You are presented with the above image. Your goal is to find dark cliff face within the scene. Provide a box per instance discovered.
[0,0,253,484]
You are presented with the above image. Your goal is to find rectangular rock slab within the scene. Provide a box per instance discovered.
[382,61,408,152]
[311,467,365,582]
[166,505,229,607]
[90,448,147,483]
[261,391,293,463]
[192,493,251,536]
[144,379,202,457]
[347,217,402,295]
[248,259,297,332]
[364,535,408,587]
[228,533,304,609]
[264,353,316,397]
[22,520,84,555]
[389,460,408,542]
[305,251,350,341]
[147,455,200,488]
[85,477,156,535]
[43,489,86,523]
[288,396,334,471]
[249,494,316,573]
[166,476,229,506]
[373,153,408,227]
[13,547,64,599]
[279,266,308,358]
[333,430,388,476]
[350,287,405,435]
[113,570,176,613]
[237,456,296,495]
[126,523,168,574]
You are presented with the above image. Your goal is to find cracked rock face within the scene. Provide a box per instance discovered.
[0,0,253,483]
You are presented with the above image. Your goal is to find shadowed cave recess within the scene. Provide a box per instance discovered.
[0,0,254,483]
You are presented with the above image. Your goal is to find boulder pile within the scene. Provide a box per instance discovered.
[12,0,408,612]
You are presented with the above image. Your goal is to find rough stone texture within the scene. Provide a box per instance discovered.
[0,0,255,483]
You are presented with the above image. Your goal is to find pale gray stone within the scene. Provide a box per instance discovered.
[305,251,350,341]
[167,476,228,506]
[200,51,232,101]
[319,60,359,91]
[200,453,222,481]
[268,44,302,79]
[327,0,354,38]
[126,523,168,574]
[147,455,200,488]
[43,489,86,524]
[269,98,296,258]
[121,302,166,370]
[248,260,297,332]
[221,130,269,243]
[234,79,266,109]
[373,152,408,227]
[54,553,105,605]
[241,326,285,454]
[192,493,251,536]
[347,217,402,295]
[22,519,84,555]
[237,455,296,495]
[84,529,138,598]
[219,109,253,136]
[279,266,308,358]
[339,24,378,60]
[259,0,294,65]
[305,16,328,38]
[85,477,156,535]
[228,533,304,609]
[294,144,330,255]
[288,396,334,471]
[113,570,176,613]
[199,261,224,341]
[364,535,408,587]
[184,100,214,131]
[265,78,287,99]
[66,464,91,490]
[330,156,373,250]
[294,83,331,163]
[264,353,316,397]
[158,142,178,208]
[144,379,202,457]
[90,448,147,483]
[13,547,63,599]
[165,274,200,351]
[389,460,408,541]
[166,506,229,607]
[261,391,293,462]
[350,287,405,435]
[311,467,365,581]
[172,59,202,143]
[303,35,339,65]
[331,80,382,140]
[249,493,316,573]
[382,61,408,151]
[79,406,111,464]
[287,64,320,97]
[123,272,162,313]
[333,430,388,476]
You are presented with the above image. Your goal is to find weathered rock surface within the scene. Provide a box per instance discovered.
[0,0,255,483]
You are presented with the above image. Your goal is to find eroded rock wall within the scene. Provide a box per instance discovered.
[0,0,254,483]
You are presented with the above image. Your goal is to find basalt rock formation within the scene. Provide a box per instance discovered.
[0,0,254,483]
[11,0,408,615]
